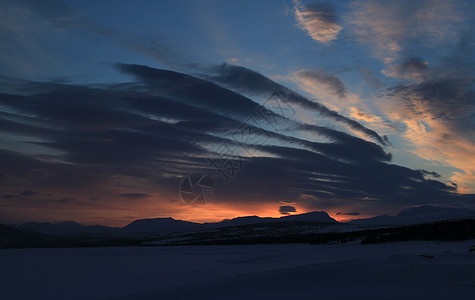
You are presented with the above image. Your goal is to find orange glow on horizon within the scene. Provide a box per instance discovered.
[0,185,381,227]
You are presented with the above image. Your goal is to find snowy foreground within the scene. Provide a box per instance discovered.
[1,241,474,299]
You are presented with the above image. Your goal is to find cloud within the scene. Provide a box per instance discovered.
[348,0,475,193]
[348,107,382,123]
[382,57,430,81]
[390,78,474,126]
[116,64,272,120]
[336,211,360,216]
[1,1,472,224]
[348,0,467,65]
[384,73,475,192]
[294,1,342,44]
[279,205,297,215]
[0,0,195,72]
[344,0,475,193]
[203,63,388,145]
[120,193,151,199]
[420,170,441,178]
[0,1,62,77]
[290,69,397,141]
[360,68,385,88]
[295,69,347,98]
[20,190,38,196]
[1,64,473,225]
[0,189,43,200]
[117,65,391,164]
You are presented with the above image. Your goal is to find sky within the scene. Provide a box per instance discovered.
[0,0,474,226]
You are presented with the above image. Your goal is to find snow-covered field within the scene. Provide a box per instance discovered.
[1,241,474,299]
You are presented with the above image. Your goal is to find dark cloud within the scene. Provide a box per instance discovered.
[384,57,429,81]
[20,190,38,196]
[0,189,39,200]
[386,36,475,137]
[0,64,473,224]
[420,170,441,178]
[279,205,297,215]
[116,64,275,121]
[336,212,360,216]
[0,149,115,189]
[120,193,151,199]
[304,3,339,24]
[222,146,459,207]
[57,197,75,203]
[202,63,387,145]
[389,77,475,131]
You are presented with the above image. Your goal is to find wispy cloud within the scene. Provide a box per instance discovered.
[344,0,475,192]
[0,0,195,72]
[382,57,430,81]
[290,69,395,142]
[294,1,342,44]
[0,1,61,76]
[348,107,382,124]
[348,0,468,67]
[1,64,471,225]
[386,78,475,192]
[1,0,473,225]
[120,193,151,199]
[203,63,387,145]
[295,69,347,99]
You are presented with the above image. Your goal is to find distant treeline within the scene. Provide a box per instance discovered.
[359,219,475,244]
[163,219,475,246]
[1,219,474,248]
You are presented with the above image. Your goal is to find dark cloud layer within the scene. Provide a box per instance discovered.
[0,64,473,223]
[203,63,387,145]
[387,57,475,143]
[390,78,474,126]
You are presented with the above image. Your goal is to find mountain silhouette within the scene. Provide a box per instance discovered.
[12,207,474,235]
[17,221,117,236]
[122,217,201,233]
[14,211,337,235]
[349,205,475,225]
[280,211,337,223]
[0,223,61,248]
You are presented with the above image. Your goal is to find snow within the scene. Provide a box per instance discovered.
[0,241,474,299]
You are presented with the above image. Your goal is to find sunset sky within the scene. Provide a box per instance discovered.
[0,0,474,226]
